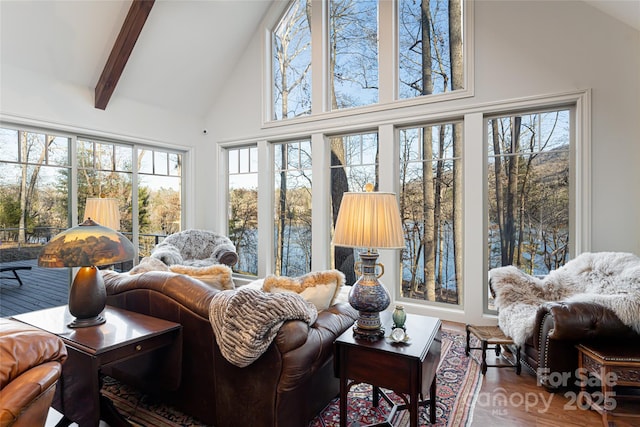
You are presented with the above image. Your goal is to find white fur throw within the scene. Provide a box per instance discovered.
[151,229,238,267]
[490,252,640,347]
[209,287,318,367]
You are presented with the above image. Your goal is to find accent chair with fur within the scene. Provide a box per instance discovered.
[489,252,640,389]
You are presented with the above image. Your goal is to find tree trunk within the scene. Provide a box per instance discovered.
[420,0,436,301]
[449,0,463,304]
[505,116,521,265]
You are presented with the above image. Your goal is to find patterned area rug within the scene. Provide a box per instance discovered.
[101,328,482,427]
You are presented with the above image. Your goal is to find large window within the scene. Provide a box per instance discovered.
[137,148,182,256]
[0,125,185,317]
[269,0,467,121]
[0,128,70,250]
[399,122,463,306]
[487,110,571,274]
[274,140,312,276]
[330,0,379,110]
[228,146,259,276]
[330,132,379,284]
[272,0,312,120]
[398,0,464,99]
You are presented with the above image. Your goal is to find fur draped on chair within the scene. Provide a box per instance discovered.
[489,252,640,346]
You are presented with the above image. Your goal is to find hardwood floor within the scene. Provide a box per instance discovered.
[445,322,640,427]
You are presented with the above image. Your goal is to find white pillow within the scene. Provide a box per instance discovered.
[262,270,345,311]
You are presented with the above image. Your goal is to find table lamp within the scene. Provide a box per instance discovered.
[333,184,405,340]
[38,218,135,328]
[84,197,121,230]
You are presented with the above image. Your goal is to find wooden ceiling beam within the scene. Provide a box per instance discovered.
[94,0,155,110]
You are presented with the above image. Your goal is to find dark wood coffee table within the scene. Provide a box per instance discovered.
[334,313,442,427]
[12,305,182,427]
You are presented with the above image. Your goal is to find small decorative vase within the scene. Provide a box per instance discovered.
[392,305,406,330]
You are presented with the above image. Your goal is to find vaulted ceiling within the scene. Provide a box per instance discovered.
[1,0,637,118]
[0,0,274,116]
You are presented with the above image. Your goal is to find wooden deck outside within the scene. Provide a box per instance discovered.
[0,259,71,317]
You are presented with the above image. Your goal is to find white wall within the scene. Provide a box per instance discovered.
[0,64,204,227]
[205,0,640,255]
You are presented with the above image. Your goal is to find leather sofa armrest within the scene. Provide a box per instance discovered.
[274,303,358,391]
[274,303,358,354]
[535,301,634,345]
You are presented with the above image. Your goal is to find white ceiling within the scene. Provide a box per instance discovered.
[0,0,637,118]
[0,0,275,117]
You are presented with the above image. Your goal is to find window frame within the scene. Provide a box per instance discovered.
[262,0,475,129]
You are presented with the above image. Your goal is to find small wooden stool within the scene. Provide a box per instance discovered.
[577,343,640,427]
[465,324,521,375]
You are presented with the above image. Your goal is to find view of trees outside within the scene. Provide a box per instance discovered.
[77,140,133,233]
[0,129,71,257]
[330,132,379,285]
[0,127,183,268]
[270,0,465,287]
[274,140,312,276]
[399,0,463,98]
[228,146,259,276]
[272,0,312,120]
[137,149,182,256]
[487,110,570,286]
[330,0,378,109]
[399,123,462,305]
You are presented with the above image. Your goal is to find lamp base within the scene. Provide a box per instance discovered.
[67,266,107,329]
[353,311,386,340]
[348,251,391,342]
[68,315,106,329]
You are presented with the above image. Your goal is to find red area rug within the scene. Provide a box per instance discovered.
[102,328,482,426]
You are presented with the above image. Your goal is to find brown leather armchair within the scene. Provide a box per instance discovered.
[101,270,358,427]
[522,302,640,390]
[0,318,68,427]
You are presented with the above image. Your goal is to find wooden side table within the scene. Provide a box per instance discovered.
[577,343,640,426]
[334,313,441,427]
[12,305,182,427]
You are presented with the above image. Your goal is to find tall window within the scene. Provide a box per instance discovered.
[274,140,312,276]
[137,148,182,256]
[330,132,379,284]
[77,139,133,233]
[272,0,312,120]
[0,128,71,250]
[228,146,258,276]
[398,0,464,99]
[330,0,378,110]
[399,122,463,306]
[487,110,570,277]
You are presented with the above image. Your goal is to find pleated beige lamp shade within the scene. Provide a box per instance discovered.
[83,197,121,231]
[333,191,404,250]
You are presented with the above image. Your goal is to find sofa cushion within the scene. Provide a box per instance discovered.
[262,270,345,311]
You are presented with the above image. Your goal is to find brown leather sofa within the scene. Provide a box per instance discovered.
[521,301,640,390]
[0,318,68,427]
[101,270,358,427]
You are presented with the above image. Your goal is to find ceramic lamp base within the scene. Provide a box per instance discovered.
[68,266,107,328]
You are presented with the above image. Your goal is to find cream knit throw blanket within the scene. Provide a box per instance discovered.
[209,287,318,367]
